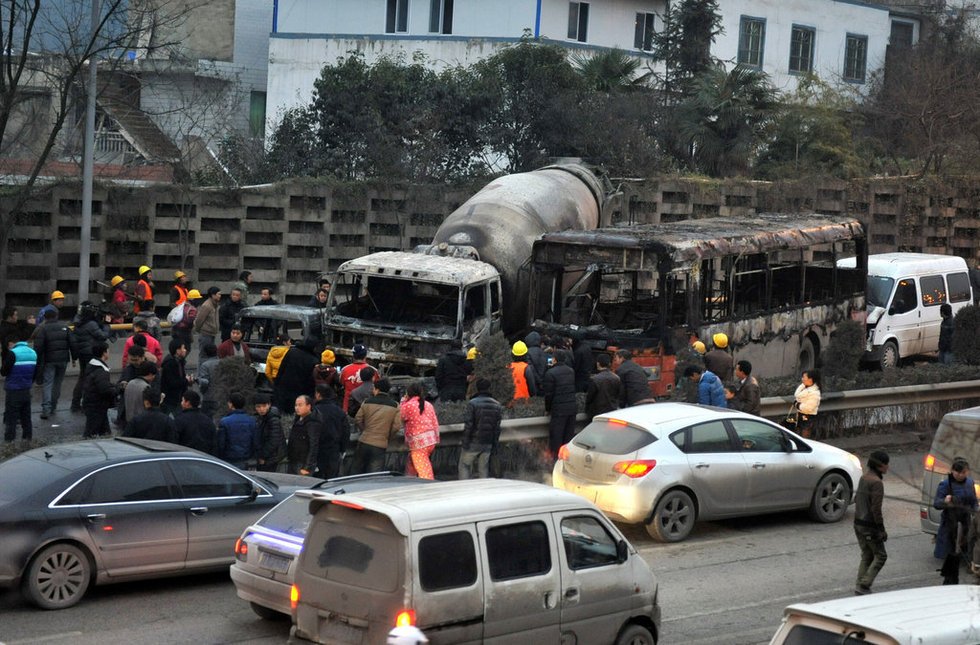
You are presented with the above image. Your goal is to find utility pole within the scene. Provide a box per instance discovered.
[79,0,100,304]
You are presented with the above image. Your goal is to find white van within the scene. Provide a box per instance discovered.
[768,585,980,644]
[838,253,972,368]
[290,479,661,644]
[920,405,980,534]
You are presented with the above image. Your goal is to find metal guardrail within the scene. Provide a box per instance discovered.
[429,380,980,447]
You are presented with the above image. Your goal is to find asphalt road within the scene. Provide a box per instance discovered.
[0,449,952,645]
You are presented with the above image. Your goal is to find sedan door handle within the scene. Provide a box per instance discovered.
[565,587,580,599]
[752,463,766,469]
[695,463,710,469]
[86,513,106,523]
[190,506,209,516]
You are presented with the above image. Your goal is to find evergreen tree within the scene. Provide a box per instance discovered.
[473,332,516,405]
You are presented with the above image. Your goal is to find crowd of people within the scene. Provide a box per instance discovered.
[3,267,828,478]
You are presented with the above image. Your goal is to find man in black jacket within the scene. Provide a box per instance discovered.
[254,392,286,471]
[586,354,621,418]
[175,391,217,455]
[288,395,322,475]
[458,379,503,479]
[34,308,77,418]
[612,349,649,407]
[435,344,469,402]
[70,303,112,411]
[125,389,177,443]
[82,343,115,437]
[543,350,578,462]
[218,287,246,342]
[274,337,318,414]
[160,339,189,415]
[313,384,348,479]
[572,337,593,393]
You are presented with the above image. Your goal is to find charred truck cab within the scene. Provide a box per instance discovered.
[324,164,605,375]
[530,214,868,386]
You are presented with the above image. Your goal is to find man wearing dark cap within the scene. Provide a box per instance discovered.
[340,344,371,413]
[854,450,890,595]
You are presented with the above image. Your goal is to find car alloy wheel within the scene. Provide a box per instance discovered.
[809,472,850,523]
[647,489,695,542]
[24,543,92,609]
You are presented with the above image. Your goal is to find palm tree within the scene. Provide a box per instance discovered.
[674,63,777,176]
[571,49,651,92]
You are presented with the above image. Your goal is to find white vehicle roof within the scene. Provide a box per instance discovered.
[299,479,601,534]
[777,585,980,644]
[336,251,499,286]
[837,253,969,278]
[594,402,762,437]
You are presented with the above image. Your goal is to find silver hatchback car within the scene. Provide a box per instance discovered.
[553,403,863,542]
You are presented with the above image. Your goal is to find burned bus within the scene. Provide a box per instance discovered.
[529,213,868,391]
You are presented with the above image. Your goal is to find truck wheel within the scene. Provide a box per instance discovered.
[615,624,656,645]
[23,543,92,609]
[808,473,851,523]
[799,337,816,372]
[879,341,899,369]
[646,490,695,542]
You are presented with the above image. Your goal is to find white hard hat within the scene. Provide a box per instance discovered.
[387,625,429,645]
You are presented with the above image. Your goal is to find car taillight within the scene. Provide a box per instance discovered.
[613,460,657,478]
[976,482,980,499]
[924,454,935,470]
[395,609,416,628]
[235,537,248,561]
[290,584,300,610]
[557,444,570,461]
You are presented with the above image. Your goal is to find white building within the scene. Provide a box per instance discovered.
[267,0,919,134]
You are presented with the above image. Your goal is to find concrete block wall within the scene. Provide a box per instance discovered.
[6,175,980,311]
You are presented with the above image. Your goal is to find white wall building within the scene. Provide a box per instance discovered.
[267,0,918,135]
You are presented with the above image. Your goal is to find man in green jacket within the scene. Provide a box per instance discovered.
[854,450,889,595]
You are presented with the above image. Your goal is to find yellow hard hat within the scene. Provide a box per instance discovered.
[693,341,706,354]
[512,340,528,357]
[186,289,202,300]
[712,332,729,349]
[50,290,65,300]
[110,275,124,287]
[466,346,478,360]
[174,270,186,279]
[321,349,336,365]
[139,265,152,276]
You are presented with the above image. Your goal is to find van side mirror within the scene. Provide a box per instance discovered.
[888,306,896,316]
[616,539,629,563]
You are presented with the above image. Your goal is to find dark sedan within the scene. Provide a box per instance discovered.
[0,438,321,609]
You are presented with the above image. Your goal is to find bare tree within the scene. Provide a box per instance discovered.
[0,0,190,306]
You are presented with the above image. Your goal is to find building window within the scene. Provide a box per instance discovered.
[788,25,815,73]
[737,16,766,67]
[568,2,589,43]
[386,0,409,33]
[634,12,656,52]
[890,20,914,49]
[843,33,868,82]
[429,0,453,34]
[249,91,266,137]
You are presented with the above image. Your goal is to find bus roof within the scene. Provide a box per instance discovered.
[535,213,864,271]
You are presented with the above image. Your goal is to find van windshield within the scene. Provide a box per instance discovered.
[866,276,894,308]
[304,514,401,592]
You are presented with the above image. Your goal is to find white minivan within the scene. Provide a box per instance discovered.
[290,479,661,644]
[838,253,973,368]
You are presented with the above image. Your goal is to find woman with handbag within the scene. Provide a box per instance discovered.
[793,369,822,438]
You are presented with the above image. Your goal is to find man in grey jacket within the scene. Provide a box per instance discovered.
[124,362,157,423]
[854,450,889,595]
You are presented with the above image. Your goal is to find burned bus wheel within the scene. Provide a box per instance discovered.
[798,338,816,372]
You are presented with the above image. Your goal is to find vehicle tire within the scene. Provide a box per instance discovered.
[799,337,816,373]
[23,543,92,610]
[879,340,900,370]
[808,472,851,523]
[615,623,656,645]
[646,490,696,542]
[250,601,288,621]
